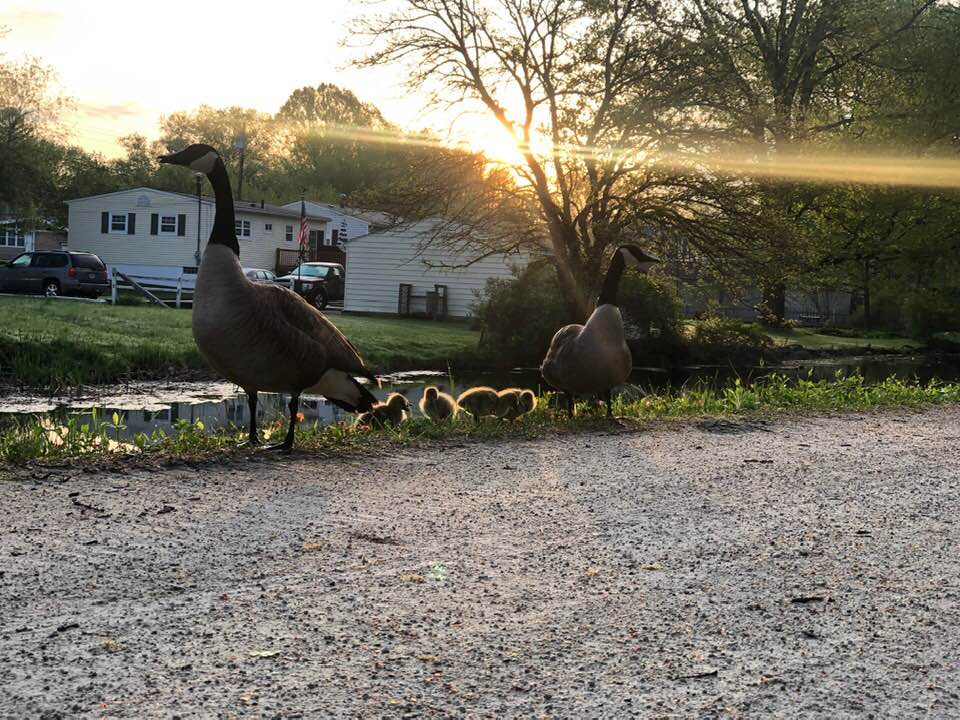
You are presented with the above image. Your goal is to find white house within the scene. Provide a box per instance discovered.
[65,188,330,281]
[343,219,527,319]
[280,200,390,247]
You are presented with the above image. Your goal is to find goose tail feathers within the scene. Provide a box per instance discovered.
[310,369,378,413]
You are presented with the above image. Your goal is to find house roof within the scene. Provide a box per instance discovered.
[287,200,392,228]
[66,187,332,222]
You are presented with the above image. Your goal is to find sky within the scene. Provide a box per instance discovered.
[0,0,506,158]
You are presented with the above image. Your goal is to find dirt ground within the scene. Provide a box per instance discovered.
[2,407,959,718]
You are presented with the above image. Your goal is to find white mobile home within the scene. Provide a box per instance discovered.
[343,219,527,319]
[65,188,330,281]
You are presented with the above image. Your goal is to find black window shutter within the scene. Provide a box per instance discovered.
[177,214,186,236]
[127,213,136,234]
[150,213,158,235]
[100,212,108,234]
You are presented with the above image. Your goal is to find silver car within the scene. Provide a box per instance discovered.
[0,251,109,298]
[242,267,277,284]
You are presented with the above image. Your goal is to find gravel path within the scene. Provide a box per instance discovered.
[2,408,959,718]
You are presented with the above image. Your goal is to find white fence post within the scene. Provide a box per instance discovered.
[111,269,118,305]
[176,275,182,309]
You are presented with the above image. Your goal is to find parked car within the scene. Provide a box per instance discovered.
[242,267,277,284]
[0,251,110,298]
[275,262,345,309]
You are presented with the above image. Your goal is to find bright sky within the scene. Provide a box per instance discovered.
[0,0,512,158]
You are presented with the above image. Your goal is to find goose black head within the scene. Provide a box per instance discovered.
[158,144,220,174]
[618,244,660,273]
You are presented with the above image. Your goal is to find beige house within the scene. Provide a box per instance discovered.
[343,219,527,319]
[65,188,330,281]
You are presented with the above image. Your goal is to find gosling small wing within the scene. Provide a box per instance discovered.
[252,282,376,383]
[540,323,584,390]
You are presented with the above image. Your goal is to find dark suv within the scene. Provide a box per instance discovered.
[275,262,345,309]
[0,251,110,298]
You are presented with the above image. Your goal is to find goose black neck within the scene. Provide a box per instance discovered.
[207,158,239,256]
[597,250,626,307]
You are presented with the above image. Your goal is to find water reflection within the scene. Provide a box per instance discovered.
[1,355,957,442]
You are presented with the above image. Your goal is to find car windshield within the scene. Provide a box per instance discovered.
[72,254,105,270]
[288,265,327,277]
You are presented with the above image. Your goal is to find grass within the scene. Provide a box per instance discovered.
[3,372,958,467]
[0,296,481,390]
[764,326,922,352]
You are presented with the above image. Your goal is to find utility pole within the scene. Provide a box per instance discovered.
[194,172,203,265]
[234,131,246,201]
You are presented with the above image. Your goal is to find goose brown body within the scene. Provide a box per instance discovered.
[540,305,632,395]
[193,245,375,404]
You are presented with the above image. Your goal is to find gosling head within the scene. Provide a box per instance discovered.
[519,390,536,412]
[158,143,221,174]
[618,245,660,273]
[386,393,411,410]
[424,386,439,401]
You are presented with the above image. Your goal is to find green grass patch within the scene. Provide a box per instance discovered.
[764,326,922,352]
[3,373,958,467]
[0,296,482,389]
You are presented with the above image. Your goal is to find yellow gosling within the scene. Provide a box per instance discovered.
[419,386,459,421]
[457,386,500,425]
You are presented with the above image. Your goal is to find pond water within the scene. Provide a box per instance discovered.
[1,354,957,442]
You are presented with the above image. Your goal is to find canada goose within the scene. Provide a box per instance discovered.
[355,392,411,428]
[541,245,659,417]
[457,386,500,425]
[497,388,537,421]
[419,386,458,421]
[158,144,377,451]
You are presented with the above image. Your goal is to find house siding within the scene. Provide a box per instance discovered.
[344,220,527,318]
[66,188,327,278]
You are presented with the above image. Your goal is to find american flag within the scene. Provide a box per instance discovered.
[296,199,308,249]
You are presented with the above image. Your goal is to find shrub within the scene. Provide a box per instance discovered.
[619,272,685,365]
[686,315,774,364]
[473,263,571,366]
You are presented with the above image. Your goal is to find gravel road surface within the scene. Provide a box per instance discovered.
[2,408,959,718]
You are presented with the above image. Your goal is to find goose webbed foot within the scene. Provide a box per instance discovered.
[264,439,294,453]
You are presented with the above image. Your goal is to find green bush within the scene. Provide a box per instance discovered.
[902,289,960,338]
[686,315,774,364]
[474,263,571,366]
[475,264,687,367]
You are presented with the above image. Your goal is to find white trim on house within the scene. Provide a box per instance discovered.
[159,215,178,235]
[109,214,128,234]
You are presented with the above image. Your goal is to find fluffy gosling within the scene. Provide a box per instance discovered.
[355,392,411,429]
[457,386,500,425]
[419,386,459,421]
[497,388,537,421]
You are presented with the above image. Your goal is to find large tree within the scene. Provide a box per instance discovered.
[354,0,758,319]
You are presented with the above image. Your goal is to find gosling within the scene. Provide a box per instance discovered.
[355,392,410,429]
[497,388,537,421]
[419,386,459,421]
[457,386,500,425]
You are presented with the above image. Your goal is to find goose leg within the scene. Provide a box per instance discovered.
[266,393,300,452]
[604,388,613,418]
[566,392,575,417]
[245,391,259,446]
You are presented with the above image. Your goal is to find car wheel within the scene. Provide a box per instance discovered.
[43,279,60,297]
[313,288,328,310]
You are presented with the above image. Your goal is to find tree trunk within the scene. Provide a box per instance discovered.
[760,283,787,326]
[862,259,871,331]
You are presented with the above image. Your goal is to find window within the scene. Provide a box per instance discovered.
[10,254,31,268]
[234,219,251,238]
[71,253,105,271]
[285,225,294,242]
[264,223,273,232]
[33,252,68,268]
[159,215,177,235]
[110,214,128,233]
[0,229,24,247]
